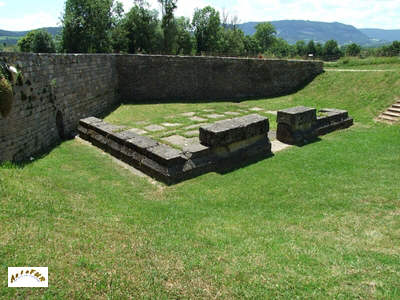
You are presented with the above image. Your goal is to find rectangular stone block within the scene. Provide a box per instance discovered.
[91,123,126,136]
[199,114,269,147]
[276,106,317,145]
[125,135,158,154]
[277,106,316,131]
[109,130,140,144]
[147,144,186,166]
[317,108,349,126]
[79,117,103,126]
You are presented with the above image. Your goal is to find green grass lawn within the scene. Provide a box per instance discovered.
[1,66,400,299]
[325,56,400,70]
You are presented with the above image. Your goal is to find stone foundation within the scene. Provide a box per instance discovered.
[277,106,353,145]
[316,108,354,135]
[78,114,272,184]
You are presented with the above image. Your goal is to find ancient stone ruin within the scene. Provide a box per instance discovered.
[0,53,323,162]
[277,106,353,145]
[78,114,272,184]
[78,106,352,184]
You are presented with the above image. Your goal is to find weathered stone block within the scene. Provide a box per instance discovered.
[199,114,269,147]
[277,106,316,131]
[316,108,353,135]
[277,106,317,145]
[146,144,185,167]
[182,143,210,159]
[109,130,140,144]
[125,135,158,154]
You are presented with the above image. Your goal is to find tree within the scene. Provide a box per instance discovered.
[124,4,160,53]
[175,17,193,55]
[315,42,323,57]
[345,43,361,57]
[243,35,261,56]
[61,0,115,53]
[323,40,341,60]
[158,0,178,54]
[217,27,245,56]
[110,1,129,53]
[18,31,35,52]
[295,40,306,56]
[192,6,221,54]
[388,41,400,56]
[254,22,276,52]
[268,38,291,58]
[306,40,316,56]
[18,30,56,53]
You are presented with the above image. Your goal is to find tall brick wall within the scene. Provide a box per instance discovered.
[0,53,119,161]
[0,53,323,162]
[117,55,323,101]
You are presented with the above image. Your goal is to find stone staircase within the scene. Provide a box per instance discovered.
[378,99,400,124]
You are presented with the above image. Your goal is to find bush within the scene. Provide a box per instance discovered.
[18,30,56,53]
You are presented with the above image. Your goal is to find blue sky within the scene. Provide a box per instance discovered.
[0,0,399,31]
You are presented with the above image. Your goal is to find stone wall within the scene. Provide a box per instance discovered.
[0,53,322,162]
[0,53,119,161]
[117,55,323,101]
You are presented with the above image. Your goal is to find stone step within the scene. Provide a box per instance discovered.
[382,111,400,118]
[388,107,400,113]
[378,114,398,122]
[392,103,400,109]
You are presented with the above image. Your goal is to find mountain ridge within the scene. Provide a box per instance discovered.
[238,20,395,46]
[1,21,399,47]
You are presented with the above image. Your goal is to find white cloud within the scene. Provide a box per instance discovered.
[0,12,60,31]
[119,0,213,19]
[0,2,4,7]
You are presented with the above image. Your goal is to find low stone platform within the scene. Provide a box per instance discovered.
[78,114,272,184]
[316,108,354,135]
[277,106,353,145]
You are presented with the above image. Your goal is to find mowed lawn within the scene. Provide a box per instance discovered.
[1,66,400,299]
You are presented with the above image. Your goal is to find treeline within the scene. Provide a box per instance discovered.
[10,0,400,60]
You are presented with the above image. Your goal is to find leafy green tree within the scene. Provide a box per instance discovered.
[18,30,55,53]
[270,38,291,58]
[388,41,400,56]
[18,31,36,52]
[306,40,316,56]
[124,4,160,53]
[175,17,193,55]
[61,0,115,53]
[323,40,342,60]
[110,1,129,52]
[158,0,177,54]
[192,6,221,54]
[315,42,323,57]
[254,22,276,52]
[295,40,307,56]
[31,30,56,53]
[345,43,361,57]
[217,28,245,56]
[243,35,261,56]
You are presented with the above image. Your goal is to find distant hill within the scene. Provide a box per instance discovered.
[360,29,400,42]
[2,23,399,48]
[238,20,388,46]
[0,27,62,45]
